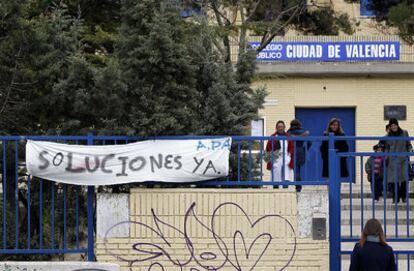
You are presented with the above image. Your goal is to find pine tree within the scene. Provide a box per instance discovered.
[185,21,266,182]
[110,1,266,136]
[0,0,37,135]
[31,3,97,134]
[187,22,266,136]
[0,3,92,260]
[0,1,98,135]
[114,0,200,136]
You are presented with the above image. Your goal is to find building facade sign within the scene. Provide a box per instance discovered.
[250,41,400,62]
[384,105,407,120]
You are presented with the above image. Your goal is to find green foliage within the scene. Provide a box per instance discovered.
[389,2,414,44]
[368,0,402,19]
[239,0,353,34]
[0,0,268,260]
[247,0,305,25]
[0,0,35,134]
[367,0,413,43]
[25,0,121,65]
[97,0,266,137]
[113,0,200,136]
[204,0,354,56]
[0,1,96,135]
[298,8,354,35]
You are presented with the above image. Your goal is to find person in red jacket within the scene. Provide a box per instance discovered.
[265,120,294,188]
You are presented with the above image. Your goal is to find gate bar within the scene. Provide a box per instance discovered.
[329,133,341,271]
[87,133,95,261]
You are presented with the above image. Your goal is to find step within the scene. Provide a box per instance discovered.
[341,204,414,212]
[341,193,414,200]
[341,225,414,238]
[341,198,414,206]
[340,191,414,199]
[341,203,414,211]
[341,218,414,226]
[342,209,412,219]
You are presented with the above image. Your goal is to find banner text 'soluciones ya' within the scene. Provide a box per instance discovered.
[26,138,232,185]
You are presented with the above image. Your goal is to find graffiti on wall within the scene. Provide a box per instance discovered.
[1,264,111,271]
[105,202,297,271]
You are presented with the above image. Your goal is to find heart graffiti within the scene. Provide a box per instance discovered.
[104,202,297,271]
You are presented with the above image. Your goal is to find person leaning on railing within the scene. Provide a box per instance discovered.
[265,120,294,188]
[383,118,413,204]
[287,119,310,192]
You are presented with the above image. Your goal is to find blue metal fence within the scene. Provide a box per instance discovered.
[332,136,414,271]
[0,135,95,260]
[0,134,413,270]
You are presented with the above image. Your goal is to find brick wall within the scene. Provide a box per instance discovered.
[256,76,414,183]
[96,189,329,271]
[258,77,414,138]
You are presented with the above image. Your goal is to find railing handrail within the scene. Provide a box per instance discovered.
[338,152,414,157]
[1,135,414,141]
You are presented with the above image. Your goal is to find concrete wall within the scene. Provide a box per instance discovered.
[96,189,329,271]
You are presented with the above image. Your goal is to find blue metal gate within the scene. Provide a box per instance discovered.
[330,136,414,271]
[1,134,413,269]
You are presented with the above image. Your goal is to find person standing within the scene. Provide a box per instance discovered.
[266,121,294,187]
[349,218,395,271]
[320,118,349,179]
[365,143,385,202]
[384,118,412,203]
[287,119,309,192]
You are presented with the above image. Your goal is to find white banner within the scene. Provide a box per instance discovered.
[26,138,231,185]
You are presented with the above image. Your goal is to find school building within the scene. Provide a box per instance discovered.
[244,0,414,164]
[249,35,414,158]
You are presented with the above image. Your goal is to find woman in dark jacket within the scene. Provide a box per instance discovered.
[287,119,309,192]
[383,118,412,203]
[349,218,395,271]
[320,118,349,178]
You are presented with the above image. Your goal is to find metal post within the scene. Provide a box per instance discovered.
[328,133,341,271]
[87,133,95,261]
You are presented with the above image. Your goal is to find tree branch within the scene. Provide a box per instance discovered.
[210,1,232,62]
[0,43,22,115]
[245,0,264,23]
[256,4,304,52]
[238,2,247,55]
[210,0,231,26]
